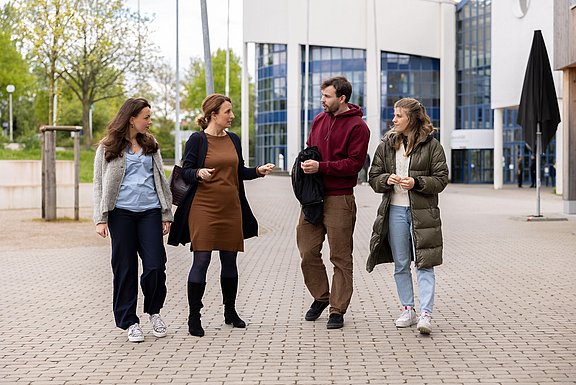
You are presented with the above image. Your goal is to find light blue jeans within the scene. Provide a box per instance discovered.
[388,205,435,314]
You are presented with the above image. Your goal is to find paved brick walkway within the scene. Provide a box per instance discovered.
[1,176,575,384]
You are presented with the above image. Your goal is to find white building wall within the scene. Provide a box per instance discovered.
[440,1,456,178]
[244,0,448,58]
[491,0,561,109]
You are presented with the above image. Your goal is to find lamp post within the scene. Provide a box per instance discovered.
[6,84,14,142]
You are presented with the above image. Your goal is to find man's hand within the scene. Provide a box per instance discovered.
[301,159,319,174]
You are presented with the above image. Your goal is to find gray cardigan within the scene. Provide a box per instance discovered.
[93,144,174,224]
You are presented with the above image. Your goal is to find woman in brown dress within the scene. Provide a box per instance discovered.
[168,94,274,337]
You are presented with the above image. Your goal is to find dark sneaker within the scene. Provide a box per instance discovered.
[326,313,344,329]
[304,300,329,321]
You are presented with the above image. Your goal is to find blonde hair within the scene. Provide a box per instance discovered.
[386,97,436,156]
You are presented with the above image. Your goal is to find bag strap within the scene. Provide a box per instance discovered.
[179,132,204,166]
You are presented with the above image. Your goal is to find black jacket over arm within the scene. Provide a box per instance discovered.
[291,146,324,225]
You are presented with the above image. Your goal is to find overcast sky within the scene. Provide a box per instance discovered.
[125,0,243,69]
[2,0,244,70]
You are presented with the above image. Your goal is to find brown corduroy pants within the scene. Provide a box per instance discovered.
[296,195,357,315]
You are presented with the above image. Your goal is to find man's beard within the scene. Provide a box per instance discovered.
[323,103,337,114]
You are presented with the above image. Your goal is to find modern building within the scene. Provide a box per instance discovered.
[241,0,571,212]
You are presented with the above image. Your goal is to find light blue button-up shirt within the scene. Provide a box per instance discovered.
[115,149,161,212]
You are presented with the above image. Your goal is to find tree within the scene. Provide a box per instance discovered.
[59,0,157,145]
[0,4,37,139]
[16,0,77,126]
[183,48,242,135]
[152,60,177,121]
[182,48,257,158]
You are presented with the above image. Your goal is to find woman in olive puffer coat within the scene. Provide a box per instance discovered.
[367,98,448,335]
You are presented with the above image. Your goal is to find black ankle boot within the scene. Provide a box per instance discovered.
[187,282,206,337]
[220,276,246,328]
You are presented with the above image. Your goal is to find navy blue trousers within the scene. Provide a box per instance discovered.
[108,208,167,330]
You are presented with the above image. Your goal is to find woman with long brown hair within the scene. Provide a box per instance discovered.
[94,97,173,342]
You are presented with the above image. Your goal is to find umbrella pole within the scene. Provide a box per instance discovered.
[536,123,542,217]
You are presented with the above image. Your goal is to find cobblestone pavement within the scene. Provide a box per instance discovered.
[1,176,575,384]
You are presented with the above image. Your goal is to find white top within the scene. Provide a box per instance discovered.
[391,143,410,207]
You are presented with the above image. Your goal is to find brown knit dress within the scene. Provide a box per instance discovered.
[188,133,243,251]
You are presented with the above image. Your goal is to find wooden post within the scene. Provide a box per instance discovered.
[74,131,80,221]
[45,130,57,221]
[40,125,83,221]
[41,130,46,219]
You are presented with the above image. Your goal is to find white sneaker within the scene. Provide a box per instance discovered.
[395,306,418,327]
[417,312,432,335]
[149,314,167,338]
[127,323,144,342]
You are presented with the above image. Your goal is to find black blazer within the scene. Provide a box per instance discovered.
[167,130,261,247]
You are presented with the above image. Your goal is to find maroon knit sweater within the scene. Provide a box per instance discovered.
[307,103,370,196]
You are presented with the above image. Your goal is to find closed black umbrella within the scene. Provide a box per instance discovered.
[516,30,561,217]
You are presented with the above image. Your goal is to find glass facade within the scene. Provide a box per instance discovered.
[454,0,556,185]
[380,52,440,137]
[502,108,556,186]
[255,43,288,170]
[451,149,494,184]
[453,0,493,183]
[301,46,366,148]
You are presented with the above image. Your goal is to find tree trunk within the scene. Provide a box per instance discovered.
[82,99,91,147]
[48,64,55,125]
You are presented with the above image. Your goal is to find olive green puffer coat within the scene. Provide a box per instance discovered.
[366,135,448,272]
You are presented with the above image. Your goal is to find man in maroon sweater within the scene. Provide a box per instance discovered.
[297,76,370,329]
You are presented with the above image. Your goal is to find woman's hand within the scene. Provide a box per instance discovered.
[96,223,109,238]
[399,177,415,190]
[258,163,275,176]
[162,221,171,235]
[387,174,415,190]
[197,168,215,181]
[387,173,402,185]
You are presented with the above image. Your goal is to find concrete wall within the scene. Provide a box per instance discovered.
[0,160,92,209]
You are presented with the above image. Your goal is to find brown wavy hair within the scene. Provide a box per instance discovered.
[195,94,232,129]
[321,76,352,103]
[385,97,436,156]
[100,97,159,162]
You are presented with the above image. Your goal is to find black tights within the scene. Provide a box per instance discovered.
[188,250,238,283]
